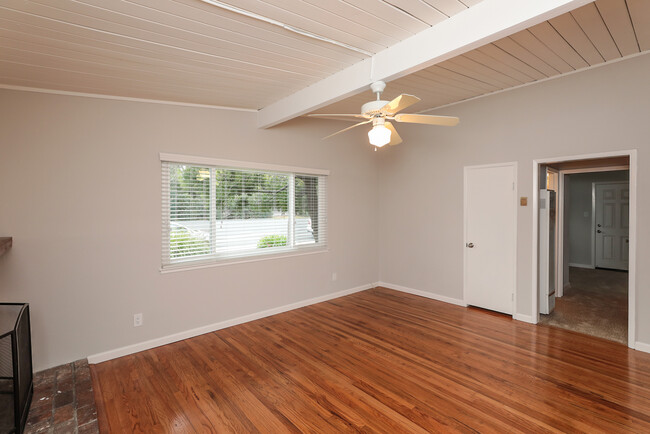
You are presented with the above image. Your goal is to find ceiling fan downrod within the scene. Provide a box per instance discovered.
[370,81,386,100]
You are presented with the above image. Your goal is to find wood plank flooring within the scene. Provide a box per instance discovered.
[91,287,650,433]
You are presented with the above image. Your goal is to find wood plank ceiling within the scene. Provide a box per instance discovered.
[315,0,650,116]
[0,0,480,109]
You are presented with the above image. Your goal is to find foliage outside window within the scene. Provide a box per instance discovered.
[162,159,327,269]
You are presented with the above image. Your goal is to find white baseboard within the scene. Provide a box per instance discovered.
[376,281,467,307]
[634,341,650,353]
[377,281,541,324]
[88,283,373,364]
[568,263,595,269]
[513,313,536,324]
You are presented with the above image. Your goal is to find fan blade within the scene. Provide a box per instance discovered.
[308,113,369,122]
[395,113,459,126]
[380,94,421,115]
[384,122,402,146]
[323,119,372,140]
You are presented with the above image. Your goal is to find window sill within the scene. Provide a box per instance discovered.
[160,247,328,274]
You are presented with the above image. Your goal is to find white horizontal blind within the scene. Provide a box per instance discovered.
[162,161,327,269]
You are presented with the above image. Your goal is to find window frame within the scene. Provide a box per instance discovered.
[160,153,329,272]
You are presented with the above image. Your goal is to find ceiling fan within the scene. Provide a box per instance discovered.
[308,81,459,148]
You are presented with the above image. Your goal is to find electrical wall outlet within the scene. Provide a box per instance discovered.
[332,272,338,281]
[133,313,143,327]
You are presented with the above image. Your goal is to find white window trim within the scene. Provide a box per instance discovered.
[160,248,329,274]
[159,153,330,176]
[160,153,328,272]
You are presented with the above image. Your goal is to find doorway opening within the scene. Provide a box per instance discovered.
[532,152,636,348]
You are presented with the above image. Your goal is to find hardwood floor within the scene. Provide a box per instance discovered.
[91,287,650,433]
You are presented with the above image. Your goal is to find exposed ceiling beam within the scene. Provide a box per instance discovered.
[257,0,593,128]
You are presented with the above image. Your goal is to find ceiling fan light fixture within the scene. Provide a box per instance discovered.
[311,81,458,147]
[368,120,391,147]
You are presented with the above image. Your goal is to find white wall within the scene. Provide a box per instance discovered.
[566,171,629,267]
[377,53,650,341]
[0,90,379,371]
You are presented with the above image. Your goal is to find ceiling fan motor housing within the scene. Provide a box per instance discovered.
[361,100,390,115]
[363,81,389,115]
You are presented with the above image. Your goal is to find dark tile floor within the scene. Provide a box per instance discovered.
[539,267,628,344]
[24,359,99,434]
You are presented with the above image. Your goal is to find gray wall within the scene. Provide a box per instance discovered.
[0,90,379,371]
[566,171,629,267]
[2,52,650,370]
[377,53,650,341]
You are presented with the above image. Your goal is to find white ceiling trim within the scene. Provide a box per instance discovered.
[418,50,650,114]
[257,0,593,128]
[0,84,257,112]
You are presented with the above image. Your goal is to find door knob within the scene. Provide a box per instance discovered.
[466,243,475,248]
[597,230,602,233]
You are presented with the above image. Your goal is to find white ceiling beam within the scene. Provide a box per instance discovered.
[257,0,592,128]
[257,58,372,128]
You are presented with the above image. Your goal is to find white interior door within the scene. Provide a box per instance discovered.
[594,182,629,270]
[464,164,517,315]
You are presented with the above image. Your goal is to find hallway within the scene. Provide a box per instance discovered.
[539,267,628,344]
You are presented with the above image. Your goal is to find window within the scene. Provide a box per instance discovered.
[161,154,327,270]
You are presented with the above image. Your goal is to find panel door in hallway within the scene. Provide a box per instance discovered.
[595,182,629,270]
[464,163,517,315]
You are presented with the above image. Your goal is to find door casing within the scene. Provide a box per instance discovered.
[533,150,637,349]
[556,166,629,296]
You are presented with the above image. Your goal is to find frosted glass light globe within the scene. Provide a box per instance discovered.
[368,124,391,147]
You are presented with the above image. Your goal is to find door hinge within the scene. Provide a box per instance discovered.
[512,293,514,301]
